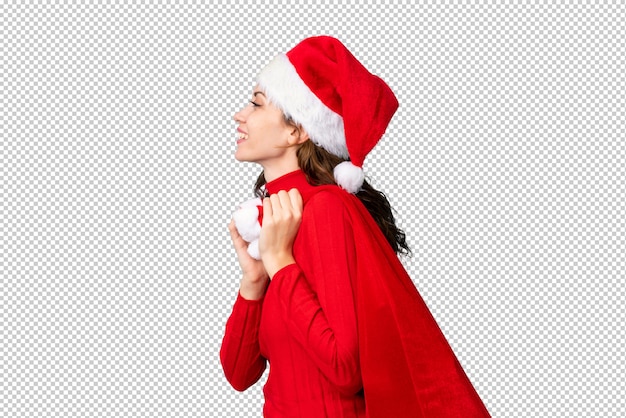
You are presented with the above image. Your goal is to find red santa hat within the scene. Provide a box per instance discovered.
[256,36,399,193]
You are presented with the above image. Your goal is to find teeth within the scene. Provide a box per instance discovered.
[236,132,248,140]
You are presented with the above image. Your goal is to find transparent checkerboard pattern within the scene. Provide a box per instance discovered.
[2,1,624,417]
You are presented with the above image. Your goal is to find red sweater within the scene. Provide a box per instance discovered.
[221,170,365,417]
[220,170,490,418]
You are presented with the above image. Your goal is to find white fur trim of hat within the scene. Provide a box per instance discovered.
[254,36,399,194]
[257,54,348,160]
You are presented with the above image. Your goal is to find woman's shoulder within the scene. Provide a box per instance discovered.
[300,185,360,228]
[297,186,358,249]
[304,185,353,211]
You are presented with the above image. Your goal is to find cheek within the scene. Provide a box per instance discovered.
[248,108,289,140]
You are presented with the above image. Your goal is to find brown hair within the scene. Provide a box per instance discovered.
[254,121,411,256]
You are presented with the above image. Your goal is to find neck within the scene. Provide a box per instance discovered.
[261,161,301,183]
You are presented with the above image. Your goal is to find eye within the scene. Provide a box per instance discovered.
[249,100,260,107]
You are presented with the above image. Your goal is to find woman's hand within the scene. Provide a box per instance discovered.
[259,189,303,278]
[228,219,268,300]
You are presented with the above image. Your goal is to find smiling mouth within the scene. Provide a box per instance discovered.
[236,132,248,145]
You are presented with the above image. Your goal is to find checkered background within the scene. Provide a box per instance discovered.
[2,1,624,417]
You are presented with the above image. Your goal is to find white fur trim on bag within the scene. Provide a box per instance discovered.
[256,54,348,160]
[247,240,260,261]
[232,198,262,260]
[334,161,365,194]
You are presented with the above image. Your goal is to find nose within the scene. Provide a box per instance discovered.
[233,104,249,122]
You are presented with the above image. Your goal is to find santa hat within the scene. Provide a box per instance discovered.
[256,36,399,193]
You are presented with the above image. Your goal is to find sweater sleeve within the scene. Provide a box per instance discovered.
[270,190,362,395]
[219,292,267,392]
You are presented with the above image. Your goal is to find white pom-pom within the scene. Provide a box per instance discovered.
[247,240,260,260]
[333,161,365,193]
[232,198,262,260]
[233,206,261,242]
[236,197,263,212]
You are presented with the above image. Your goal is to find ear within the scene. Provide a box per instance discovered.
[287,125,310,146]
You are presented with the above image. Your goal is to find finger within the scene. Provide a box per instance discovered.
[270,193,284,212]
[288,189,303,214]
[228,220,250,255]
[228,219,239,238]
[228,220,243,243]
[262,197,273,222]
[277,190,294,212]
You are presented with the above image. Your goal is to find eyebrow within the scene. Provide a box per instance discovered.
[253,91,266,97]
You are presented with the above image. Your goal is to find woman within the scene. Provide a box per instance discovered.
[220,36,490,418]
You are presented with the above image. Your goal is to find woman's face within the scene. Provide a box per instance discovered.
[232,87,296,170]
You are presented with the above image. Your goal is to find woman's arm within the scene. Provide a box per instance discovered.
[264,190,362,394]
[219,220,269,391]
[219,291,267,391]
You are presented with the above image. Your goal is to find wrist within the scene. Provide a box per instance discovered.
[241,271,269,284]
[239,275,269,300]
[262,252,296,279]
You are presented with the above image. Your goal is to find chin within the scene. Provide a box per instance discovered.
[234,150,254,163]
[234,150,246,162]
